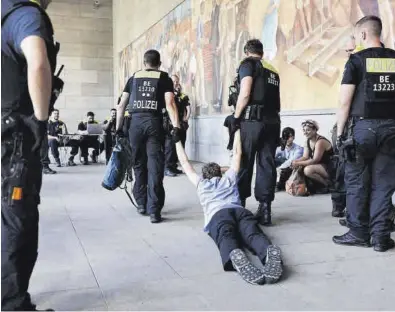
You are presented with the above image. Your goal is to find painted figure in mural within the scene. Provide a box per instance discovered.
[211,0,222,111]
[261,0,280,61]
[174,129,284,285]
[115,50,180,224]
[228,39,281,225]
[296,0,313,39]
[377,0,395,49]
[333,16,395,252]
[196,0,208,110]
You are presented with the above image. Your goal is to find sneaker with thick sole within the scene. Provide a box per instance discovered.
[263,245,283,284]
[137,205,146,215]
[43,167,56,174]
[150,214,162,223]
[230,249,265,285]
[67,159,77,166]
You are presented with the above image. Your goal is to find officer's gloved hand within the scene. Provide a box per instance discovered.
[229,116,241,135]
[21,115,48,152]
[172,127,182,143]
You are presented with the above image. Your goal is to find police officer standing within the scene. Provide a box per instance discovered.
[116,50,180,223]
[164,75,191,176]
[1,0,60,310]
[333,16,395,252]
[229,39,281,225]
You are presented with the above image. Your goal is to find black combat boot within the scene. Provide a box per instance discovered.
[256,202,272,226]
[331,202,345,218]
[55,158,61,167]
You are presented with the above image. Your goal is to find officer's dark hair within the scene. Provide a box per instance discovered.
[87,111,95,117]
[144,50,161,68]
[355,15,382,37]
[282,127,295,140]
[110,108,116,112]
[52,109,59,113]
[243,39,264,56]
[202,162,222,180]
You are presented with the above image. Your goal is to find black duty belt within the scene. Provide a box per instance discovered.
[241,105,278,121]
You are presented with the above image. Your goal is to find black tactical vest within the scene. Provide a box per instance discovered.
[350,48,395,119]
[1,0,59,116]
[128,70,166,116]
[238,57,281,116]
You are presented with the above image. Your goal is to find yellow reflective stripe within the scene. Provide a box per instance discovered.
[366,58,395,73]
[30,0,41,6]
[134,70,161,79]
[261,60,279,74]
[124,111,129,117]
[353,45,364,53]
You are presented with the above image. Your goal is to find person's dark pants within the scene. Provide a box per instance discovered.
[207,208,272,271]
[48,138,79,162]
[104,133,115,163]
[180,128,187,148]
[80,136,103,159]
[1,125,42,310]
[129,114,165,215]
[330,155,346,212]
[345,119,395,242]
[238,118,280,203]
[164,134,178,171]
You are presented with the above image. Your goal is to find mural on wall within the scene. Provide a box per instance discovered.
[119,0,395,115]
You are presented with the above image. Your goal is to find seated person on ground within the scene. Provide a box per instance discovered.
[102,108,117,164]
[48,109,79,167]
[175,130,283,285]
[275,127,303,191]
[292,120,333,193]
[77,111,104,165]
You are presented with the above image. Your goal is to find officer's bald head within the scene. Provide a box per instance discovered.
[355,15,382,38]
[144,50,161,69]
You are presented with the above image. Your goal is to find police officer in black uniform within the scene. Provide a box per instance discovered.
[164,75,191,176]
[333,16,395,252]
[1,0,60,310]
[229,39,281,226]
[116,50,180,223]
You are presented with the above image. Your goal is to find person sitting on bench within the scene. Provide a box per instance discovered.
[174,129,283,285]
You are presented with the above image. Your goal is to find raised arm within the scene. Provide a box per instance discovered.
[175,141,199,186]
[230,129,242,173]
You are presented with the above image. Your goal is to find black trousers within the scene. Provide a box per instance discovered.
[207,208,272,271]
[345,119,395,241]
[129,114,165,215]
[104,133,115,163]
[330,155,346,212]
[164,134,178,171]
[40,136,50,167]
[48,138,79,161]
[277,168,293,190]
[1,126,42,310]
[180,128,187,148]
[238,119,280,203]
[79,136,104,159]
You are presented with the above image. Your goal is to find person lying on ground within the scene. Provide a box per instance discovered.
[174,129,283,285]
